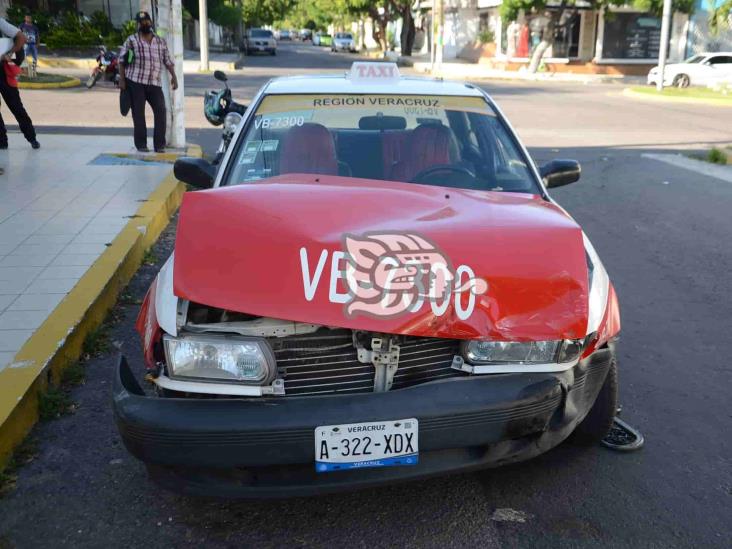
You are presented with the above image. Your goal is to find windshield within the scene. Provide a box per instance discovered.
[250,30,272,38]
[223,93,540,194]
[336,33,353,39]
[685,55,705,63]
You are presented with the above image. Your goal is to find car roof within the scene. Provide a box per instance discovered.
[263,74,485,97]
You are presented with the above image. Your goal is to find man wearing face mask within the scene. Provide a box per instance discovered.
[119,11,178,152]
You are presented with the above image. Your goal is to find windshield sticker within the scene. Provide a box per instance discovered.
[255,95,493,116]
[261,140,279,152]
[299,232,487,320]
[238,152,257,165]
[244,140,262,153]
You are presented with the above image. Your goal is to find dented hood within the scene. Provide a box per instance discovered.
[173,175,589,340]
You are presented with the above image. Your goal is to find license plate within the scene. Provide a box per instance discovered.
[315,418,418,472]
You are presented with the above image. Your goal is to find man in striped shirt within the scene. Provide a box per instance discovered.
[119,11,178,152]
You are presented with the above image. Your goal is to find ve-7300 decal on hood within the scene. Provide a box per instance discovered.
[302,232,488,320]
[173,174,590,341]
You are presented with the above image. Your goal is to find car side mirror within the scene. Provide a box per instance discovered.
[539,159,581,188]
[174,157,215,189]
[214,70,228,82]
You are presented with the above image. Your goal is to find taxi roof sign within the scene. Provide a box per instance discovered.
[349,62,401,83]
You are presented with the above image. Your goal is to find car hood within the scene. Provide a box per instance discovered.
[173,174,589,340]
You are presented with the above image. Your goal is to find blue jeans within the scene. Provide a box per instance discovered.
[24,43,37,63]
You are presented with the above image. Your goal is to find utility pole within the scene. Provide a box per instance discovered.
[157,0,186,149]
[199,0,209,71]
[656,0,672,91]
[431,0,443,75]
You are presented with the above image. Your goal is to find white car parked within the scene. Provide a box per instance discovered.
[647,52,732,88]
[331,32,357,53]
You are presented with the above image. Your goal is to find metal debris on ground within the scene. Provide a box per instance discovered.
[602,417,645,451]
[490,508,533,523]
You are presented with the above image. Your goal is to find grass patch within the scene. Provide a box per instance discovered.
[707,148,728,165]
[82,324,111,359]
[61,361,86,386]
[142,248,157,266]
[18,72,74,84]
[38,386,76,421]
[0,438,38,498]
[629,86,732,103]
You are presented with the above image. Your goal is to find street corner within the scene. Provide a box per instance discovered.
[0,135,185,472]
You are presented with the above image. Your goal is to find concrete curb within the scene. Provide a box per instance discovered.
[18,77,81,90]
[622,88,732,108]
[36,57,96,70]
[0,144,202,471]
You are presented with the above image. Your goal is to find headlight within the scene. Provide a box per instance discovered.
[462,339,584,365]
[163,334,276,384]
[223,112,242,136]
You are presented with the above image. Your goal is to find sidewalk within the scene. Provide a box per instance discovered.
[396,53,645,84]
[0,134,190,467]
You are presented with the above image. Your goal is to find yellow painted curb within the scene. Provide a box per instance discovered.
[18,77,81,90]
[0,145,202,471]
[36,57,96,70]
[622,88,732,108]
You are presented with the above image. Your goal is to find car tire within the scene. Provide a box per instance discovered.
[271,50,276,56]
[674,73,690,88]
[569,358,618,445]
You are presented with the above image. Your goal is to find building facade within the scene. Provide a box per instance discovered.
[418,0,732,74]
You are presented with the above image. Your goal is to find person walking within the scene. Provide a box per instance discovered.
[19,15,39,71]
[118,11,178,153]
[0,16,40,150]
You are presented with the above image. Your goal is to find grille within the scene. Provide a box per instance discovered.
[268,329,466,397]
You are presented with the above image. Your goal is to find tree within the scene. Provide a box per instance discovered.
[709,0,732,35]
[500,0,695,73]
[346,0,415,54]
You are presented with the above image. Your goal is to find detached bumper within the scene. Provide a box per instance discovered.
[113,348,613,497]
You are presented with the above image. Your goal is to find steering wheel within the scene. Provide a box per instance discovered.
[410,164,477,186]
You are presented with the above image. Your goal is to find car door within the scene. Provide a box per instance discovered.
[709,56,732,80]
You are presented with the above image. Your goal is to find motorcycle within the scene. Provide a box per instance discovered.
[86,45,119,89]
[204,70,247,165]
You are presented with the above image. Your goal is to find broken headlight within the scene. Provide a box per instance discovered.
[463,339,584,365]
[163,334,276,384]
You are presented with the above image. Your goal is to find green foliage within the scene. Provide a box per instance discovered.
[38,386,75,421]
[6,6,56,35]
[478,28,495,44]
[210,2,243,28]
[709,0,732,35]
[500,0,694,23]
[707,148,728,165]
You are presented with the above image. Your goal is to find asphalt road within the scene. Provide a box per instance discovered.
[1,43,731,548]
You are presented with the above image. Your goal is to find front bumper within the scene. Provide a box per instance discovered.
[113,348,614,497]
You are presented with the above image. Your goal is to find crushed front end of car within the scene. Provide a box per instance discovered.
[113,177,621,498]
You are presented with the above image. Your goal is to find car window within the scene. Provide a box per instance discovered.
[684,55,705,64]
[708,56,732,65]
[222,94,540,194]
[250,30,272,38]
[336,33,352,39]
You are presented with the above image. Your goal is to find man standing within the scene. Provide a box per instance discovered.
[0,16,40,150]
[19,15,39,69]
[119,11,178,153]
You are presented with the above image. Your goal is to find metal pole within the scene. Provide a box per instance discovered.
[656,0,672,91]
[198,0,209,71]
[430,0,435,71]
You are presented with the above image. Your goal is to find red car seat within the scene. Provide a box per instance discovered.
[279,123,339,175]
[389,124,459,182]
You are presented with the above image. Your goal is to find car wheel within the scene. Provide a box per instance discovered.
[674,73,690,88]
[271,50,276,56]
[569,358,618,445]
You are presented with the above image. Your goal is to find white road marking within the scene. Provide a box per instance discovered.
[642,153,732,183]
